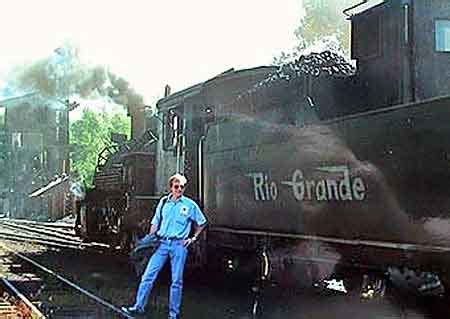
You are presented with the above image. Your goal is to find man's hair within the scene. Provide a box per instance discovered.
[168,173,188,188]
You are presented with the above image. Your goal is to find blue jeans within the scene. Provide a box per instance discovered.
[133,239,188,318]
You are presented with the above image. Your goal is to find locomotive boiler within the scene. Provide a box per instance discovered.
[77,0,450,292]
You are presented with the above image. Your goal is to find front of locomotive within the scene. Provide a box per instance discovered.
[202,69,450,294]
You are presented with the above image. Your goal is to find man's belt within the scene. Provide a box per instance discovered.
[158,236,183,241]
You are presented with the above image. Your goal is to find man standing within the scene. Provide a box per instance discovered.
[122,173,207,318]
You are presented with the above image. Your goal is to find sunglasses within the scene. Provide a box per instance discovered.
[173,184,185,190]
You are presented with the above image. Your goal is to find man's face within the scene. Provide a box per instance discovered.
[170,179,185,199]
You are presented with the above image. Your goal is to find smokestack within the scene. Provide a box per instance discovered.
[164,84,171,97]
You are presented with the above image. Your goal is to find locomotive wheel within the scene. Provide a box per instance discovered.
[119,231,131,253]
[113,217,132,253]
[129,231,140,252]
[118,230,140,253]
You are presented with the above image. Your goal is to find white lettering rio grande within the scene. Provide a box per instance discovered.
[247,166,366,202]
[246,172,278,201]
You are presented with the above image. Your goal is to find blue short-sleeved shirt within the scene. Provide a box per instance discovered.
[151,195,207,239]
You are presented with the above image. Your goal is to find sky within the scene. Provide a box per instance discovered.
[0,0,302,107]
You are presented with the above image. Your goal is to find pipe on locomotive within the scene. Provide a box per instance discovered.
[147,106,186,178]
[165,108,185,173]
[198,135,205,206]
[198,106,216,206]
[178,117,187,173]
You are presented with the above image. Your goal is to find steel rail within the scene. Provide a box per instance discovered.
[0,224,108,250]
[0,229,107,251]
[0,218,74,230]
[3,222,77,236]
[0,221,82,242]
[0,242,133,319]
[1,277,46,318]
[0,233,85,251]
[0,225,82,245]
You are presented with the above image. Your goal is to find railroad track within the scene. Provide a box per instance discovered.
[0,218,74,230]
[0,221,80,242]
[1,221,77,236]
[0,220,109,252]
[0,277,46,318]
[0,242,133,318]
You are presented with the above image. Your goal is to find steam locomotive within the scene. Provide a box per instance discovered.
[76,0,450,292]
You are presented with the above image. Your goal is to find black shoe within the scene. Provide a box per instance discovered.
[121,306,144,317]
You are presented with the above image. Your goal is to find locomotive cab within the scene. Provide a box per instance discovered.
[349,0,450,109]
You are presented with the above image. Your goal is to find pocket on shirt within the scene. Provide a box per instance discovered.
[175,214,189,226]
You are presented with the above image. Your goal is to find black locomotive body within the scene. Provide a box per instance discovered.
[77,0,450,288]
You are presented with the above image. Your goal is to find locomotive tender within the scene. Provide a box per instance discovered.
[77,0,450,289]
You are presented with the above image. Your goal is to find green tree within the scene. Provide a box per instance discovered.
[274,0,358,64]
[70,109,130,187]
[297,0,356,52]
